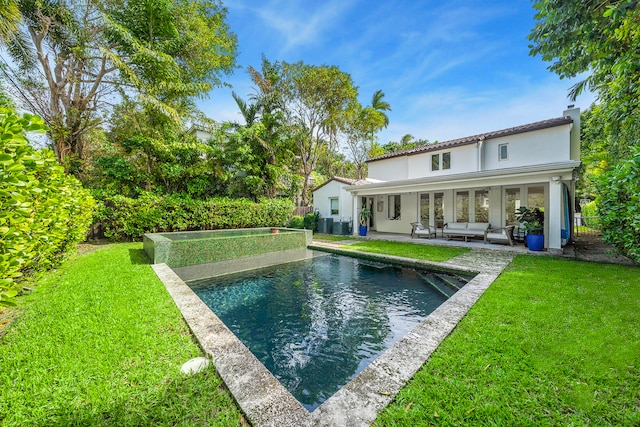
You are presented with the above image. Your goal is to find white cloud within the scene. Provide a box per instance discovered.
[378,77,596,144]
[244,0,357,54]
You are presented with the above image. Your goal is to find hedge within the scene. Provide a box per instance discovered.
[597,147,640,262]
[95,193,295,240]
[0,108,95,307]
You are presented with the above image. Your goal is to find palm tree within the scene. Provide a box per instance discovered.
[231,91,259,127]
[399,133,414,149]
[0,0,20,41]
[371,89,391,128]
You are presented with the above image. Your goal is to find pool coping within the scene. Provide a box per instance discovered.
[152,247,514,426]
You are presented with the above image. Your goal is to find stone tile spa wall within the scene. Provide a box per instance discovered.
[144,228,313,268]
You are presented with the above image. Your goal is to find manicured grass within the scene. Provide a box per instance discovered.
[3,242,639,426]
[0,243,245,426]
[312,233,359,242]
[344,240,469,262]
[375,255,640,426]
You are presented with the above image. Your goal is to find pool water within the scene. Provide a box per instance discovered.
[189,254,471,411]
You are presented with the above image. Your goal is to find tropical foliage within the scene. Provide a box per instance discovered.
[596,147,640,262]
[0,0,237,171]
[0,108,94,307]
[529,0,640,142]
[530,1,640,254]
[95,193,293,240]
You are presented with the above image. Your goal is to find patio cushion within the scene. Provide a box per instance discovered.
[467,222,490,230]
[446,222,468,230]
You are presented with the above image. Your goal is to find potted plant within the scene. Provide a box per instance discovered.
[515,207,544,251]
[359,207,371,236]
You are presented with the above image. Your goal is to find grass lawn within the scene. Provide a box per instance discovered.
[1,242,639,426]
[344,240,469,263]
[375,255,640,426]
[312,233,359,242]
[0,243,245,427]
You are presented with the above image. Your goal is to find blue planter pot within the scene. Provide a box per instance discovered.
[359,225,368,236]
[526,234,544,251]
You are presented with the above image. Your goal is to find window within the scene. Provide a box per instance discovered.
[474,190,489,222]
[432,152,451,170]
[527,186,544,210]
[442,152,451,169]
[420,193,430,225]
[434,192,444,228]
[330,198,339,215]
[499,143,508,161]
[388,195,401,220]
[505,188,521,225]
[456,191,469,222]
[431,154,439,171]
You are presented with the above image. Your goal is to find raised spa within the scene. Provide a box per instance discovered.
[143,228,312,268]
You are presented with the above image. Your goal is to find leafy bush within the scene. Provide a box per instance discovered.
[597,147,640,262]
[0,108,95,306]
[288,215,304,229]
[581,200,598,217]
[304,211,319,231]
[95,193,294,240]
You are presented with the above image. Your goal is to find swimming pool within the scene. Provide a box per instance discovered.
[189,253,473,410]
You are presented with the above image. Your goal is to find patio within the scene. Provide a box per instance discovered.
[320,230,553,256]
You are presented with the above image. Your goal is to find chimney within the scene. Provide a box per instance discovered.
[563,106,580,161]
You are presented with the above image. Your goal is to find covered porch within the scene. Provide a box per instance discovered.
[346,163,579,253]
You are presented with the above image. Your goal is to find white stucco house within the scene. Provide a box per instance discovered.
[312,107,581,253]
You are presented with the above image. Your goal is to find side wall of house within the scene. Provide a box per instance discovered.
[482,125,571,170]
[367,157,409,181]
[313,181,342,221]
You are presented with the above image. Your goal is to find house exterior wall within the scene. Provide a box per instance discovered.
[406,145,478,179]
[367,124,572,182]
[371,193,418,234]
[346,110,580,251]
[312,180,354,222]
[483,125,571,170]
[368,157,409,181]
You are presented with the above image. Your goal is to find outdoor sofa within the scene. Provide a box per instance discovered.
[442,222,490,242]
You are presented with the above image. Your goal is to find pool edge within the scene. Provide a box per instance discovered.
[152,249,514,427]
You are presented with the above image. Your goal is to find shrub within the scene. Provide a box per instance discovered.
[288,215,304,229]
[0,108,95,306]
[304,211,319,231]
[597,147,640,262]
[95,193,294,240]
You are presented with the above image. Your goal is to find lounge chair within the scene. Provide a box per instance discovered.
[484,225,515,246]
[410,222,437,239]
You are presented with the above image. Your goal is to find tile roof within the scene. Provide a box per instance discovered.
[366,116,573,163]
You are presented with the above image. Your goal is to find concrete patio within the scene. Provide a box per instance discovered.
[322,230,565,256]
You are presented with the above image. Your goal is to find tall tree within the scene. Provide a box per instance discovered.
[0,0,237,170]
[341,91,390,179]
[528,0,640,159]
[275,61,359,205]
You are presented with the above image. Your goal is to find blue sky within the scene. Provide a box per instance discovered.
[198,0,594,145]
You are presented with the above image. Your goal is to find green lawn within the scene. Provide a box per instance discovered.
[375,255,640,426]
[1,243,639,426]
[0,243,244,426]
[312,233,359,242]
[344,240,469,262]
